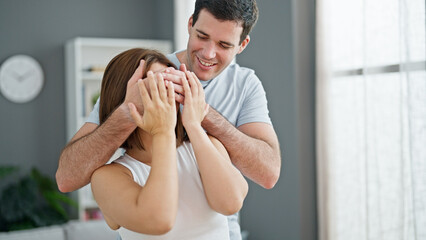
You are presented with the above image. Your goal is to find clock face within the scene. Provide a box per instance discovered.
[0,55,44,103]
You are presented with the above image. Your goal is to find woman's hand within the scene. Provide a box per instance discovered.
[181,71,209,128]
[128,71,176,136]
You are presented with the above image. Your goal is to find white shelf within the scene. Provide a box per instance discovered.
[82,72,104,81]
[65,37,172,221]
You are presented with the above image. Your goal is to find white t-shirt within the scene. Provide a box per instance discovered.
[114,141,229,240]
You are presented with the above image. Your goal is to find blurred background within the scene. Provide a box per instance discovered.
[0,0,424,240]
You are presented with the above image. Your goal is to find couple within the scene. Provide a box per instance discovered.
[56,0,281,239]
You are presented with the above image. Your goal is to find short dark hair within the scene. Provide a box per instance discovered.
[99,48,186,150]
[192,0,259,44]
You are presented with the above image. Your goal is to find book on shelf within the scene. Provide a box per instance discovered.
[83,65,106,73]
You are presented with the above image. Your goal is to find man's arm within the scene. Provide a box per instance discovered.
[202,108,281,189]
[56,105,136,192]
[162,64,280,188]
[56,60,146,193]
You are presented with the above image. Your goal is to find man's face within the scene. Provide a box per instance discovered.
[186,9,250,81]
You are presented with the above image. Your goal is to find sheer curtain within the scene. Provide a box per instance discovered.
[174,0,195,51]
[316,0,426,239]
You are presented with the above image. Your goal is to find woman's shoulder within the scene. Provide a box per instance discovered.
[92,158,133,181]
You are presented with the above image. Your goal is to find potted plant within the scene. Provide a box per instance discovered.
[0,166,77,232]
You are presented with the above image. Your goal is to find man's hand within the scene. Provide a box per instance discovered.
[161,64,188,104]
[123,59,148,115]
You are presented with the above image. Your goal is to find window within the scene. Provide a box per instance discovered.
[316,0,426,239]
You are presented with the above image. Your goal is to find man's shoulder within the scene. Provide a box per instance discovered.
[166,51,180,68]
[218,62,259,85]
[225,62,255,76]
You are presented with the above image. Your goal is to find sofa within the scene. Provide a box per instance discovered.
[0,220,117,240]
[0,221,250,240]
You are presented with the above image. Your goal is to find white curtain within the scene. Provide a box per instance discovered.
[174,0,195,51]
[316,0,426,239]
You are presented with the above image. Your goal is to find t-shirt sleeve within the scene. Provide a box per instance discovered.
[86,97,100,125]
[236,73,272,127]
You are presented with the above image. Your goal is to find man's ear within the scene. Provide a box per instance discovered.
[188,15,194,33]
[237,35,250,54]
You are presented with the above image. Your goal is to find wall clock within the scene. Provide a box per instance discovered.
[0,55,44,103]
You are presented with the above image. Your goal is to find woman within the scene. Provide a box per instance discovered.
[90,48,248,240]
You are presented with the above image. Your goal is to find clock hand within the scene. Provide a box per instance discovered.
[7,69,27,82]
[8,70,22,79]
[20,69,36,80]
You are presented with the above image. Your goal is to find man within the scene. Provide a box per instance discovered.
[56,0,281,239]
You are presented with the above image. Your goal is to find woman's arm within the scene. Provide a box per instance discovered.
[187,126,248,215]
[91,132,177,235]
[181,70,248,215]
[91,71,179,234]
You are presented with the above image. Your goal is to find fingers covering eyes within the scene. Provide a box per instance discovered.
[185,71,198,97]
[167,81,175,105]
[157,73,167,102]
[147,71,160,101]
[181,74,192,99]
[137,79,151,106]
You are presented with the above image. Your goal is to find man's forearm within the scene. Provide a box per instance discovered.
[56,105,136,192]
[201,108,281,189]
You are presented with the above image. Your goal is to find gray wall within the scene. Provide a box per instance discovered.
[238,0,317,239]
[0,0,316,239]
[0,0,173,176]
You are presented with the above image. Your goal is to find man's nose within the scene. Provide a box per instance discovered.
[202,42,216,59]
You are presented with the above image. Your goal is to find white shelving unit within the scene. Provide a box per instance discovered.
[65,37,172,220]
